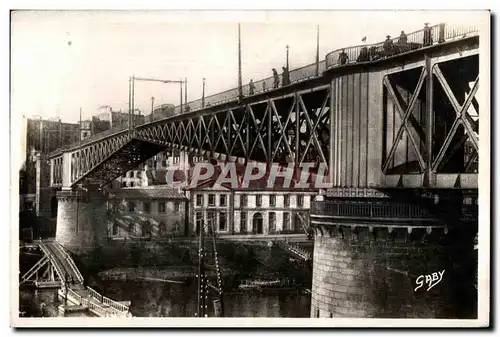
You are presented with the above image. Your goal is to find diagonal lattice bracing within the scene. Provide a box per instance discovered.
[229,108,248,158]
[271,97,297,162]
[382,67,427,174]
[247,104,269,162]
[432,64,479,172]
[298,94,329,165]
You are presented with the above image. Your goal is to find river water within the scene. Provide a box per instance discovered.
[19,280,311,318]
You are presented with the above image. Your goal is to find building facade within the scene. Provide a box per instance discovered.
[187,176,316,237]
[106,187,188,239]
[20,117,79,215]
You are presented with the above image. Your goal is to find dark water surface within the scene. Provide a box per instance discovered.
[19,279,311,318]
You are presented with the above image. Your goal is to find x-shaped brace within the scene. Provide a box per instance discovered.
[432,64,479,171]
[382,67,427,173]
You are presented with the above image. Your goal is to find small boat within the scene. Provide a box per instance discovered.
[238,279,281,290]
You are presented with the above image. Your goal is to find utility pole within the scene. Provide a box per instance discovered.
[151,96,155,122]
[316,25,320,76]
[180,79,183,114]
[184,78,188,107]
[131,75,135,128]
[132,76,185,116]
[128,77,132,133]
[202,78,206,107]
[238,23,243,101]
[197,223,206,317]
[79,107,82,143]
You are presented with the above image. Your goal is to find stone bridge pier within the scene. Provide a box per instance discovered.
[310,191,477,319]
[55,188,109,253]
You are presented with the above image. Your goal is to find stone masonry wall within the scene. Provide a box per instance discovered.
[56,192,108,253]
[311,226,477,319]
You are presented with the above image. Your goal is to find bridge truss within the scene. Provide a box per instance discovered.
[49,34,480,191]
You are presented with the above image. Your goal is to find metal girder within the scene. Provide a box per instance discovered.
[247,104,269,162]
[271,97,297,162]
[297,93,329,165]
[382,67,427,173]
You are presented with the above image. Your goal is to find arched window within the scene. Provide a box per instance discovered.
[253,213,263,234]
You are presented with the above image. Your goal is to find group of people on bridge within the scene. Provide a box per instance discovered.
[337,23,442,65]
[248,65,290,96]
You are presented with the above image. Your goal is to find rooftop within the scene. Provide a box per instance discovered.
[108,186,187,200]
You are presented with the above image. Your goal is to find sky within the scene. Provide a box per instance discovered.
[11,10,484,123]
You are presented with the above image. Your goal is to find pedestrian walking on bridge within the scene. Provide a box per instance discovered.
[272,68,280,89]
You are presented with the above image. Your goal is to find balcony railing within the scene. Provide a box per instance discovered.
[311,200,439,219]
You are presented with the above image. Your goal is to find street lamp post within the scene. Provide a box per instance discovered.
[202,78,206,107]
[129,76,186,128]
[286,45,289,71]
[151,96,155,122]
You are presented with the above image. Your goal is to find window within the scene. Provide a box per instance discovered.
[136,171,141,178]
[297,195,304,207]
[196,194,203,206]
[143,202,151,213]
[128,202,135,212]
[284,195,290,207]
[220,195,227,207]
[219,212,227,231]
[128,171,133,178]
[270,195,276,207]
[121,181,127,188]
[253,213,263,234]
[130,182,135,187]
[112,223,118,236]
[208,194,215,206]
[240,195,247,207]
[161,160,167,167]
[174,202,180,213]
[256,195,262,207]
[159,202,166,213]
[269,212,276,233]
[283,212,290,230]
[240,212,247,233]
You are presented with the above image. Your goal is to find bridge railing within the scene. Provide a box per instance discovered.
[87,286,130,313]
[102,295,130,312]
[38,243,66,282]
[79,295,110,317]
[444,24,478,40]
[87,286,103,302]
[325,23,477,69]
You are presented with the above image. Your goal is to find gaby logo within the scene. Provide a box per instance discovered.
[414,270,445,292]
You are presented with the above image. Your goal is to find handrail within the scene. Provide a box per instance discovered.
[38,243,66,283]
[53,242,84,283]
[87,286,103,302]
